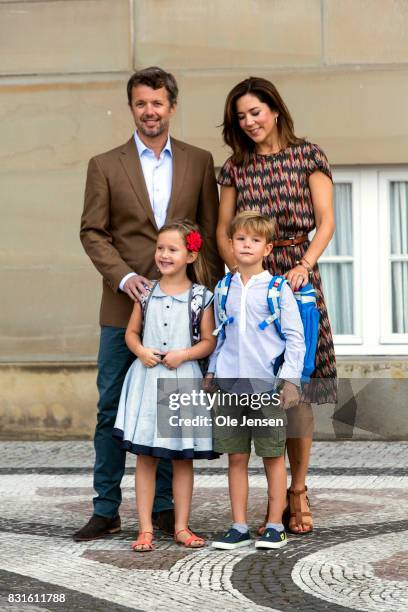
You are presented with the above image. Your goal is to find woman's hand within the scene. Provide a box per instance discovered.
[280,381,300,410]
[216,186,239,271]
[202,372,216,392]
[162,349,188,370]
[138,348,164,368]
[284,264,309,291]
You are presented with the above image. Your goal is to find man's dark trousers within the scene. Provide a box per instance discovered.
[93,325,173,517]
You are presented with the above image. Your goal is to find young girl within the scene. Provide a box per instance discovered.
[113,220,216,552]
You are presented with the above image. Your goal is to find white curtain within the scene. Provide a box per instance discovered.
[320,262,353,334]
[320,183,354,335]
[390,182,408,333]
[325,184,353,257]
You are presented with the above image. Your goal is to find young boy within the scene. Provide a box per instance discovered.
[207,211,305,549]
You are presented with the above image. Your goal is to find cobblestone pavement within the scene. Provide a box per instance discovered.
[1,442,408,611]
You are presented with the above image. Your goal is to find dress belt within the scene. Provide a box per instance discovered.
[273,234,309,248]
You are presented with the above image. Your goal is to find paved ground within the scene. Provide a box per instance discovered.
[1,441,408,611]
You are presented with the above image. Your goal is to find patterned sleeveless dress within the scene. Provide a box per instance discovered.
[218,141,337,404]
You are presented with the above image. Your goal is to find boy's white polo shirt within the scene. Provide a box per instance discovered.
[208,270,305,381]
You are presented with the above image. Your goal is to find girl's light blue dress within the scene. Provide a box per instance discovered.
[113,283,217,459]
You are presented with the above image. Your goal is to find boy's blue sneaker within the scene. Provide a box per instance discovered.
[255,527,287,549]
[212,528,252,550]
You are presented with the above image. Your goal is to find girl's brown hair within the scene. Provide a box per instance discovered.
[222,76,304,165]
[158,220,211,288]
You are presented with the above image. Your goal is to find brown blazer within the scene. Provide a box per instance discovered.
[80,136,224,328]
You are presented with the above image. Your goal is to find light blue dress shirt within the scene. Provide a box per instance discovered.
[133,129,173,229]
[120,131,173,291]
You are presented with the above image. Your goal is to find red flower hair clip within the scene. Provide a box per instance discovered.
[185,230,203,252]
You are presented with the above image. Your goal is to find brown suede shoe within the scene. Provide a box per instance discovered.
[73,514,121,541]
[151,509,175,535]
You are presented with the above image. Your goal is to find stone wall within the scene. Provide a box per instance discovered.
[1,1,407,438]
[1,358,407,440]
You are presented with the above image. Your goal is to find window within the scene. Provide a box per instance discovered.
[320,168,408,355]
[215,166,408,356]
[379,171,408,345]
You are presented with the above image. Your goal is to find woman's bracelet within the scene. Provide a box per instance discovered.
[295,259,313,277]
[301,256,314,270]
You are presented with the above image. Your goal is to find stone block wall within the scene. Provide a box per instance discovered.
[1,0,407,437]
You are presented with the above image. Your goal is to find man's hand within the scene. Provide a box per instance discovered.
[162,350,188,370]
[280,381,300,410]
[138,347,165,368]
[123,275,153,302]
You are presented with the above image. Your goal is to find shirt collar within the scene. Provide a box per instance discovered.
[153,283,190,302]
[235,269,270,285]
[134,130,172,158]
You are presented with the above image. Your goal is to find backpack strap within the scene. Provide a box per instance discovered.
[213,272,234,337]
[293,284,318,306]
[189,283,207,345]
[140,280,159,339]
[258,275,287,340]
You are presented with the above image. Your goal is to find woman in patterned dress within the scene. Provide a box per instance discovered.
[216,77,336,534]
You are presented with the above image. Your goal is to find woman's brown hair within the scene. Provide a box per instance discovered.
[222,77,304,165]
[158,220,212,288]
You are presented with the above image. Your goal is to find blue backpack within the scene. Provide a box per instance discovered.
[213,272,320,381]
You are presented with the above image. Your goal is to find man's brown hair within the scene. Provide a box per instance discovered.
[127,66,178,106]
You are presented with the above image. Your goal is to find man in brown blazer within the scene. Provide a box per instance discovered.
[74,67,223,541]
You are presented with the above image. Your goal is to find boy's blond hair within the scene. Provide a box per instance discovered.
[229,211,275,243]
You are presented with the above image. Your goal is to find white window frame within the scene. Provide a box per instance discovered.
[329,166,408,356]
[379,170,408,345]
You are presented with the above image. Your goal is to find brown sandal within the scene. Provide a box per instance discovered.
[287,486,313,535]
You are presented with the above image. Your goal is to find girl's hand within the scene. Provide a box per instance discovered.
[162,349,188,370]
[139,348,164,368]
[284,264,309,291]
[280,381,300,410]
